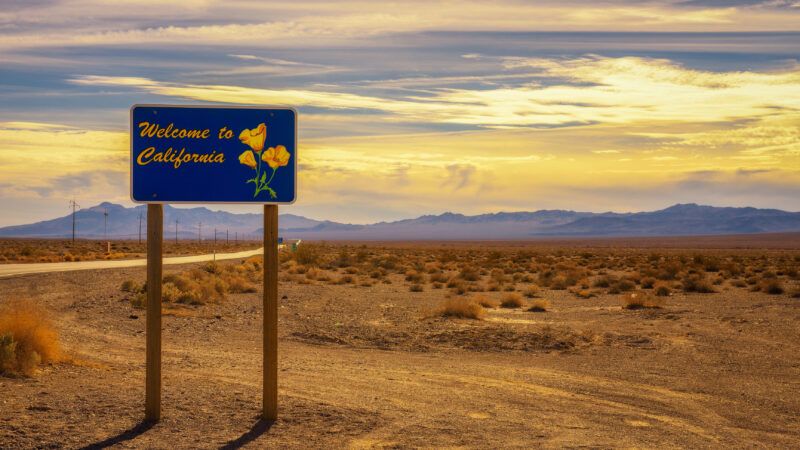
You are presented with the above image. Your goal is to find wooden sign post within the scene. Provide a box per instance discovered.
[263,205,278,420]
[145,204,163,422]
[131,105,297,423]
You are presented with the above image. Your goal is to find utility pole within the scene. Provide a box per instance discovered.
[226,229,229,244]
[104,208,109,240]
[235,231,238,243]
[69,200,80,243]
[175,219,179,244]
[214,228,217,246]
[138,212,143,244]
[198,222,202,243]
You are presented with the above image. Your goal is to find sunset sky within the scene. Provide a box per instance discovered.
[1,0,799,226]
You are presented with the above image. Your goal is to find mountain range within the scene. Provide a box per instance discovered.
[0,202,799,240]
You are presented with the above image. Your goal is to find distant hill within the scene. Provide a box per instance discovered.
[0,202,324,240]
[0,202,798,240]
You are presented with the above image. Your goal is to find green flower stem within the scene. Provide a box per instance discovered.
[265,167,277,186]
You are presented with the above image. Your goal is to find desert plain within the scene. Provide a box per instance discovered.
[1,235,799,448]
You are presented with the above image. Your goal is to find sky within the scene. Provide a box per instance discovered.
[0,0,799,226]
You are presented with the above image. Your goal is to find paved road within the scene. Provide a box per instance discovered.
[0,247,267,278]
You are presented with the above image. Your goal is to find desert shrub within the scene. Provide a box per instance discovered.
[294,243,322,266]
[791,288,800,299]
[120,279,139,292]
[608,279,635,294]
[405,270,425,283]
[244,256,262,271]
[333,249,354,268]
[622,292,665,310]
[0,299,61,376]
[760,279,784,295]
[527,299,550,312]
[458,267,481,282]
[409,283,424,292]
[372,254,399,271]
[490,268,508,284]
[337,274,355,285]
[640,277,656,289]
[473,295,499,308]
[593,275,614,288]
[429,271,449,283]
[437,298,485,320]
[161,282,181,302]
[227,275,257,293]
[682,274,715,293]
[201,261,223,274]
[657,261,682,280]
[537,270,556,287]
[500,293,525,308]
[574,289,595,299]
[549,275,571,290]
[522,285,539,298]
[654,283,671,297]
[703,257,721,272]
[450,281,468,296]
[131,293,146,308]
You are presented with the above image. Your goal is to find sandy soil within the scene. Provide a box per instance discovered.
[1,244,800,448]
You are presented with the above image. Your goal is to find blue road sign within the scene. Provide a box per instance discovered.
[131,105,297,203]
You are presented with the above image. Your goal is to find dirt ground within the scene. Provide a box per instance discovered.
[1,240,800,449]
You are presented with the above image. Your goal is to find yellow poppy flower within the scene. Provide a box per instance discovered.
[239,123,266,152]
[261,145,291,169]
[238,150,257,169]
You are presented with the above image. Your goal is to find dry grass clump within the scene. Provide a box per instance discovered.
[437,298,485,320]
[120,279,139,292]
[622,292,666,310]
[409,283,424,292]
[126,260,260,308]
[458,266,481,282]
[682,274,715,293]
[0,299,61,376]
[640,277,656,289]
[405,270,425,283]
[608,279,636,294]
[522,285,540,298]
[500,292,525,308]
[292,243,323,266]
[527,299,550,312]
[472,294,499,309]
[754,278,784,295]
[654,282,671,297]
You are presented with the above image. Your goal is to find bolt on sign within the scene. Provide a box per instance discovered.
[131,105,296,423]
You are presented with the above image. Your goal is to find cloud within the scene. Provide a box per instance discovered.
[1,0,798,56]
[443,164,477,190]
[70,56,800,129]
